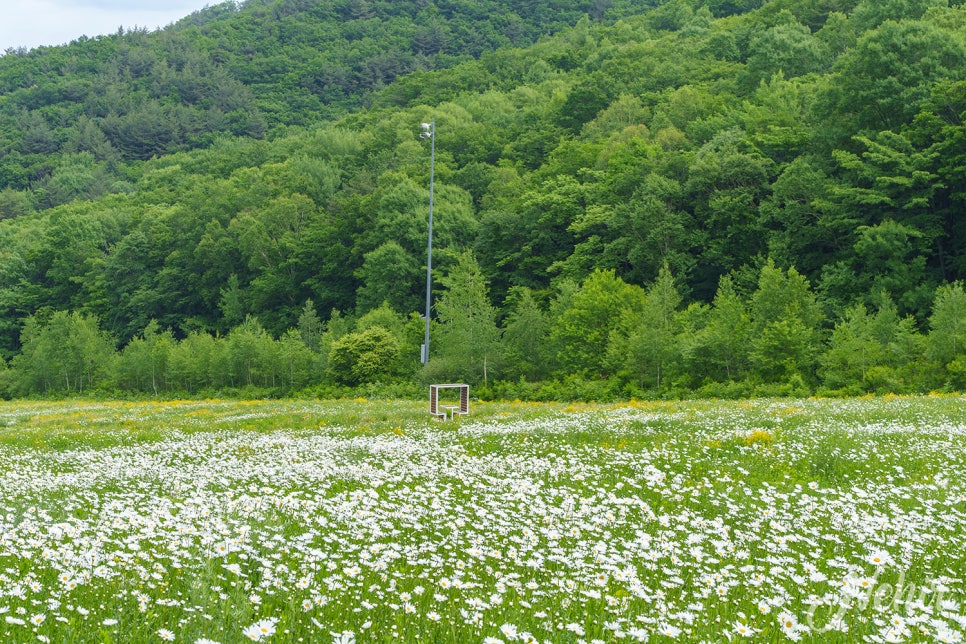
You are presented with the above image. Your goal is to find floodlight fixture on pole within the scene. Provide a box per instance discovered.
[420,121,435,364]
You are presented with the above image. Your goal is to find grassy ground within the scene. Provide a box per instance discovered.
[0,395,964,643]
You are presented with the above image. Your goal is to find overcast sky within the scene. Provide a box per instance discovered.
[0,0,217,52]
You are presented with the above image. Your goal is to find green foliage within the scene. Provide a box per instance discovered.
[611,264,683,389]
[0,0,630,199]
[685,128,777,295]
[927,281,966,389]
[276,328,320,392]
[820,300,923,392]
[745,16,830,86]
[1,0,966,399]
[501,287,550,382]
[749,261,824,382]
[167,331,221,394]
[297,299,323,352]
[12,311,116,395]
[113,320,175,394]
[596,172,697,286]
[431,251,502,385]
[850,0,948,31]
[354,301,421,375]
[328,325,401,386]
[760,157,834,277]
[823,15,966,133]
[354,241,422,315]
[548,269,644,379]
[684,275,753,384]
[853,220,933,315]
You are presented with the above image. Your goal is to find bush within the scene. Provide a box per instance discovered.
[534,376,623,402]
[327,326,401,386]
[695,379,756,400]
[486,378,545,401]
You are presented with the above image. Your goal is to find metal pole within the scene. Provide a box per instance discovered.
[421,122,435,364]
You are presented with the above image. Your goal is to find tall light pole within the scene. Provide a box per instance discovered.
[420,121,435,364]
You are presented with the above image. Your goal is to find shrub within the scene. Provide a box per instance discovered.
[327,326,401,386]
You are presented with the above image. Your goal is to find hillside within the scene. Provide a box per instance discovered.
[1,0,966,397]
[0,0,645,196]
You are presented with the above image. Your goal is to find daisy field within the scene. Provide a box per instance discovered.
[0,395,963,643]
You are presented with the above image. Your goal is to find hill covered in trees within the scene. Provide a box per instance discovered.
[0,0,644,194]
[0,0,965,399]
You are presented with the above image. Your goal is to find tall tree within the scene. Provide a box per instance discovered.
[926,281,966,388]
[501,286,549,382]
[432,251,502,385]
[113,320,174,394]
[745,16,829,87]
[612,264,683,389]
[354,241,421,314]
[603,174,697,286]
[297,299,323,352]
[748,261,824,383]
[547,269,645,379]
[684,275,752,383]
[685,129,777,298]
[820,298,924,392]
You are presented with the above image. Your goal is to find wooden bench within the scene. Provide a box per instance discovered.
[430,384,469,420]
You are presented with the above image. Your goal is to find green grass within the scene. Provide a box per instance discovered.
[0,395,963,643]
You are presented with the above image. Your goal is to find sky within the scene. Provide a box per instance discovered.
[0,0,217,52]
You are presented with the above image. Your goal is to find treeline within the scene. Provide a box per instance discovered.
[3,254,964,399]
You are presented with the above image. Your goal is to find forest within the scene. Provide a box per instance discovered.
[0,0,965,399]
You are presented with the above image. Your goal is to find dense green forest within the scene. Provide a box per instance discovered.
[1,0,965,399]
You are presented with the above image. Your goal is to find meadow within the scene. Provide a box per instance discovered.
[0,395,964,643]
